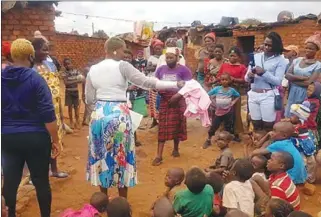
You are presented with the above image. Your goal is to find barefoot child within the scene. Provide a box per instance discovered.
[173,167,214,217]
[61,192,108,217]
[222,159,255,217]
[251,122,307,184]
[205,131,234,175]
[62,58,84,129]
[203,73,240,149]
[164,168,185,201]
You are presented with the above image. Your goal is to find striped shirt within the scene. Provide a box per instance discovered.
[269,172,300,210]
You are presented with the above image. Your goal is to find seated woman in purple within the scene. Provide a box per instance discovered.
[152,47,193,166]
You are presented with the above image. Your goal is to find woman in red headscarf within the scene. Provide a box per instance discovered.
[146,39,164,127]
[1,41,13,69]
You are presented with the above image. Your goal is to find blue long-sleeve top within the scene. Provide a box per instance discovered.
[245,52,288,89]
[1,66,56,134]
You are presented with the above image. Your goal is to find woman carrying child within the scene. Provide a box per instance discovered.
[216,47,247,142]
[285,32,321,117]
[203,44,228,91]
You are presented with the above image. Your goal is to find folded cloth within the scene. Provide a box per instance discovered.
[178,79,211,127]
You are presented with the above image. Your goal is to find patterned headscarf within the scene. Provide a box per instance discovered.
[1,41,11,57]
[152,39,164,48]
[305,32,321,50]
[290,101,311,121]
[204,32,216,43]
[165,38,178,47]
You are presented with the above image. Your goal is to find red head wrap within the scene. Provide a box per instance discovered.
[152,39,164,48]
[204,32,216,43]
[2,41,11,57]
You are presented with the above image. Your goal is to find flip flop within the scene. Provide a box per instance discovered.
[152,157,163,166]
[171,151,180,157]
[50,172,69,178]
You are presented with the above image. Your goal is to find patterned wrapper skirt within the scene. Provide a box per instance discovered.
[149,89,159,120]
[86,101,137,188]
[158,92,187,142]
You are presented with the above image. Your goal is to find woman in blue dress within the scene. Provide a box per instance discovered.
[285,32,321,117]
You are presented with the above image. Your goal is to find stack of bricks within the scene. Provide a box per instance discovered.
[1,3,56,60]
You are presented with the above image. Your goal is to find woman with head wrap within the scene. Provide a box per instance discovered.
[152,47,193,166]
[85,37,184,197]
[1,41,13,69]
[156,37,186,69]
[195,32,216,86]
[31,36,69,179]
[245,32,288,131]
[2,39,60,217]
[285,32,321,117]
[204,46,246,147]
[146,40,164,128]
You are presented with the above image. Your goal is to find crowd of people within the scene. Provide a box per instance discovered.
[1,27,321,217]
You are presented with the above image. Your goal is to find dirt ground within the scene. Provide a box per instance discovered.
[19,87,321,217]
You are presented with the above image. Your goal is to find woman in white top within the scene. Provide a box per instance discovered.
[85,37,184,198]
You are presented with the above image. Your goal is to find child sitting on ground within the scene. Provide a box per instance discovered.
[61,192,108,217]
[152,197,176,217]
[251,121,307,184]
[107,197,131,217]
[289,102,317,183]
[205,131,234,175]
[203,73,240,149]
[206,171,226,217]
[222,158,255,217]
[265,198,294,217]
[164,167,185,201]
[250,155,269,181]
[173,166,214,217]
[267,151,300,210]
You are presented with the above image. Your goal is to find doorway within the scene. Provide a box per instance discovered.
[237,36,255,66]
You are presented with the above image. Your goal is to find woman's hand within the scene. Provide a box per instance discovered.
[254,66,265,76]
[51,142,61,159]
[168,93,183,107]
[177,81,185,89]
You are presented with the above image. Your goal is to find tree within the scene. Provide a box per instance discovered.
[240,18,261,26]
[92,30,109,39]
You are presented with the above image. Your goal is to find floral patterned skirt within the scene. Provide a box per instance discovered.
[86,101,137,188]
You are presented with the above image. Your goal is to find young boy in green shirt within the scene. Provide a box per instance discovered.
[173,167,214,217]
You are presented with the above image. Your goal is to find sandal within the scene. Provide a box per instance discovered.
[50,172,69,178]
[171,150,180,157]
[152,157,163,166]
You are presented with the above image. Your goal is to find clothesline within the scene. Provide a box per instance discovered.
[58,11,212,26]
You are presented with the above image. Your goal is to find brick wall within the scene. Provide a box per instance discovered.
[185,36,235,73]
[1,3,56,60]
[55,33,106,70]
[233,19,321,59]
